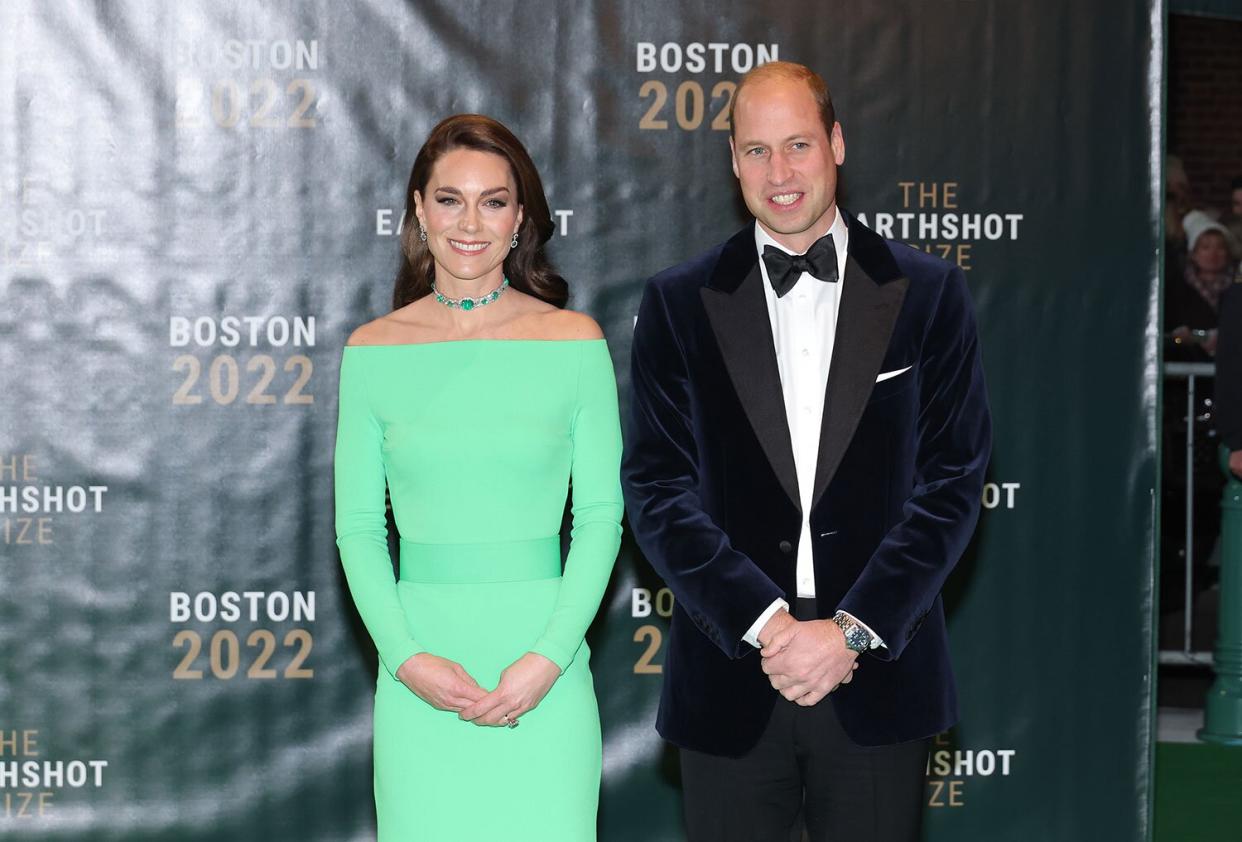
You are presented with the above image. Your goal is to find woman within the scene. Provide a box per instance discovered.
[334,114,622,840]
[1167,209,1240,359]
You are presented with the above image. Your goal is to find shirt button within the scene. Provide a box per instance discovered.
[801,348,810,357]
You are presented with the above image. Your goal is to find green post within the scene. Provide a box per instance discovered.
[1200,445,1242,745]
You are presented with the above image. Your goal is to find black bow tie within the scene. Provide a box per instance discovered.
[762,233,839,297]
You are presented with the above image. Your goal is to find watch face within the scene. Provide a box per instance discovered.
[845,626,869,652]
[833,612,870,651]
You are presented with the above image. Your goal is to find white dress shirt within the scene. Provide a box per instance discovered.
[740,211,884,650]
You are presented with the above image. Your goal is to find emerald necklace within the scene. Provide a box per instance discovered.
[431,277,510,311]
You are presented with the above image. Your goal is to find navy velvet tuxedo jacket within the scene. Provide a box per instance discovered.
[621,213,992,754]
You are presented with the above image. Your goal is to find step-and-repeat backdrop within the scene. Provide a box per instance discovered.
[0,1,1161,840]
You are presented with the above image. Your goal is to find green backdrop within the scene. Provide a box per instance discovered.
[0,1,1160,839]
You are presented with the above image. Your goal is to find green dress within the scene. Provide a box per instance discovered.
[333,338,623,841]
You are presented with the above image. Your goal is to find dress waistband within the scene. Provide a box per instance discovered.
[398,536,562,584]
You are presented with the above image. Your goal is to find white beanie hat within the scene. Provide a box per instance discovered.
[1183,209,1240,257]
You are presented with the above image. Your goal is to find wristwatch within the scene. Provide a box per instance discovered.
[832,610,874,653]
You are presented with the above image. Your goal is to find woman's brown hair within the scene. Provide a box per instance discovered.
[392,114,567,310]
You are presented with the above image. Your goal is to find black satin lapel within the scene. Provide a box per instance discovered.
[811,256,909,510]
[701,266,801,511]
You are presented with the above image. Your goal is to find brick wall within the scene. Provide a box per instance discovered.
[1169,13,1242,211]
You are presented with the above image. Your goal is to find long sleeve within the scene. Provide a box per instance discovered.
[334,349,423,678]
[1218,283,1242,451]
[621,282,786,658]
[530,341,624,672]
[836,267,992,661]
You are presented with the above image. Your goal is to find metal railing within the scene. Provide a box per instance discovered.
[1160,361,1216,667]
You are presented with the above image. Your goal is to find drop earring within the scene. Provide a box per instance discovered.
[510,231,519,249]
[419,224,428,242]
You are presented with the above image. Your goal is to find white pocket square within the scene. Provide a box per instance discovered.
[875,366,912,383]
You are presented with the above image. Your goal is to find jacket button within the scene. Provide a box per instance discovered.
[779,540,793,554]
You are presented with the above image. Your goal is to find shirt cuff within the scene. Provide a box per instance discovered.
[743,598,790,648]
[838,610,886,649]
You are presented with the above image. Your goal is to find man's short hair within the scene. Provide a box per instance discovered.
[730,61,836,140]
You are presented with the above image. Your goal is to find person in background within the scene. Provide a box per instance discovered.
[1165,155,1193,283]
[1219,276,1242,479]
[1223,175,1242,250]
[1167,210,1240,360]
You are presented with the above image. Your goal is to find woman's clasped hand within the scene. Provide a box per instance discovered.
[395,651,562,726]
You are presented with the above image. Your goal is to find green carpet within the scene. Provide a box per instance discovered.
[1154,742,1242,841]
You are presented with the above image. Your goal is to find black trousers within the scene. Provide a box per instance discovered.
[680,601,929,842]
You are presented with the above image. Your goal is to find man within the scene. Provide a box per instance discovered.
[621,61,991,841]
[1220,276,1242,479]
[1224,175,1242,250]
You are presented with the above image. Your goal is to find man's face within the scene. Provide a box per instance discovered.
[730,77,845,253]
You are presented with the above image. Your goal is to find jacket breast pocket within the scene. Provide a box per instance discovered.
[868,365,916,403]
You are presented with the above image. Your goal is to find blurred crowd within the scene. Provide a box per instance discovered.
[1161,157,1241,629]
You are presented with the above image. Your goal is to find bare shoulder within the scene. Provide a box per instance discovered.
[346,301,438,346]
[345,318,391,347]
[532,308,605,341]
[499,291,604,340]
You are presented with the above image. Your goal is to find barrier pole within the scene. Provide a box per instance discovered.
[1200,444,1242,745]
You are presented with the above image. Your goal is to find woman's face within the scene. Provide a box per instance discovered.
[1191,231,1230,275]
[414,148,523,287]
